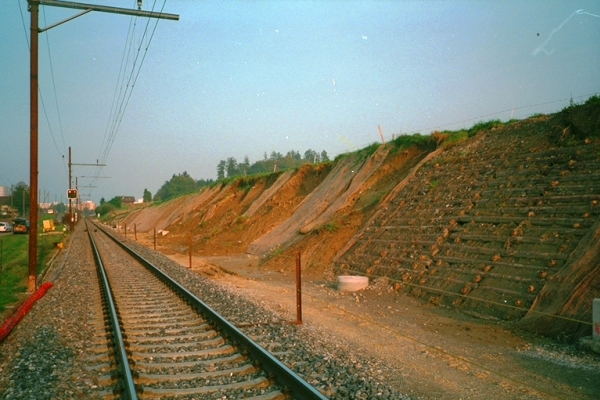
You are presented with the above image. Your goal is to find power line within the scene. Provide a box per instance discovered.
[404,93,599,137]
[332,92,599,158]
[42,6,68,158]
[94,0,168,190]
[17,0,69,181]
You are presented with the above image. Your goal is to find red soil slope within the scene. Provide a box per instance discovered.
[115,101,600,340]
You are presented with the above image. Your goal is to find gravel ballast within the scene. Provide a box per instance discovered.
[0,223,408,399]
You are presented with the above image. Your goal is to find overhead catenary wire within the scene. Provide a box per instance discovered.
[41,6,69,160]
[338,92,599,157]
[93,0,168,190]
[404,92,598,137]
[9,0,170,201]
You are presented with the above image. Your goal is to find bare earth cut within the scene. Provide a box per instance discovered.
[108,102,600,398]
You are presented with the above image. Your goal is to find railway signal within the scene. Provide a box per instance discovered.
[67,189,78,199]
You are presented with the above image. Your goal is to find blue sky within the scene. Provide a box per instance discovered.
[0,0,598,205]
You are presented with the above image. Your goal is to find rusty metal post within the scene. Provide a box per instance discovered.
[153,226,156,250]
[134,223,137,241]
[124,222,127,238]
[68,147,73,233]
[296,252,302,324]
[188,232,192,268]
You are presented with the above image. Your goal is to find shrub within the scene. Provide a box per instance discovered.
[584,94,600,106]
[316,221,339,234]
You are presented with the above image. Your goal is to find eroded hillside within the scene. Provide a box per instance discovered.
[112,100,600,340]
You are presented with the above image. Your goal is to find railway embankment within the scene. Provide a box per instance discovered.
[115,99,600,341]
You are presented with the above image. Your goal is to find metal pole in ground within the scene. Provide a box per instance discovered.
[124,223,127,238]
[594,299,600,340]
[134,223,137,241]
[295,252,302,324]
[154,227,156,251]
[188,232,192,268]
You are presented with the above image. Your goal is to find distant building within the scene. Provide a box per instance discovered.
[119,196,136,204]
[0,186,10,206]
[81,201,96,211]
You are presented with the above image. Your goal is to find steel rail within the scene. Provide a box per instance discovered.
[85,221,138,400]
[92,220,328,400]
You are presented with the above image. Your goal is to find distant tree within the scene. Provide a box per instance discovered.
[100,197,105,205]
[11,182,30,216]
[108,196,122,208]
[143,188,152,203]
[95,203,115,217]
[286,150,301,160]
[217,147,330,179]
[55,202,67,214]
[154,171,197,202]
[304,149,319,163]
[197,178,214,188]
[248,160,270,175]
[226,157,239,178]
[239,155,251,176]
[217,160,226,180]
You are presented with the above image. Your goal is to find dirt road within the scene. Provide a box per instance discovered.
[161,251,600,400]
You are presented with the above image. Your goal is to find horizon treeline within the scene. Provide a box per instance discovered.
[216,149,329,179]
[152,149,330,202]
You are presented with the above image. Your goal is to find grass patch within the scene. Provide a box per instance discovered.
[316,221,339,234]
[270,246,284,257]
[390,133,435,152]
[467,119,505,137]
[235,215,249,225]
[334,142,381,163]
[237,176,260,192]
[370,194,383,207]
[0,233,65,312]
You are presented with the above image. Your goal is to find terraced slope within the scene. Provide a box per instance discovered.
[335,103,600,335]
[115,100,599,339]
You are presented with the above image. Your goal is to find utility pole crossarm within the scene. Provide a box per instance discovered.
[71,163,106,166]
[36,0,179,21]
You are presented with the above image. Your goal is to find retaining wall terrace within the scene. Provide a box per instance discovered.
[336,104,600,337]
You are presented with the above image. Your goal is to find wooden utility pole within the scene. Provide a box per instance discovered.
[27,1,178,292]
[28,1,39,293]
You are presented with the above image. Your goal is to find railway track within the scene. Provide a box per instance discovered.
[85,220,327,399]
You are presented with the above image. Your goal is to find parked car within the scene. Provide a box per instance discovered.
[0,222,12,232]
[13,218,29,234]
